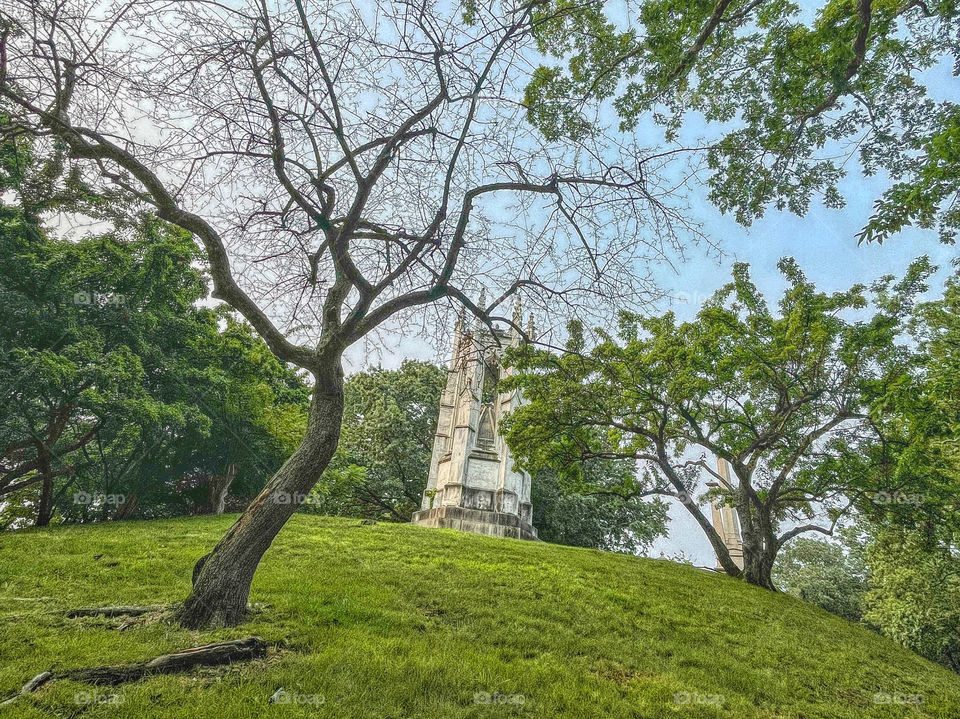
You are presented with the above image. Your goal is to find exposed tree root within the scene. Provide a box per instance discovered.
[65,605,167,618]
[0,637,267,706]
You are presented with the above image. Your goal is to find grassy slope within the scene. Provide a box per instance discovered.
[0,514,957,718]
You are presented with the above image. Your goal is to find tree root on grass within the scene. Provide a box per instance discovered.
[0,636,267,706]
[65,605,167,618]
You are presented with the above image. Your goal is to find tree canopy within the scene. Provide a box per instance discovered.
[0,0,706,627]
[525,0,960,242]
[502,258,934,588]
[0,126,310,528]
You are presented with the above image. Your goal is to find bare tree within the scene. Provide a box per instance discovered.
[0,0,695,627]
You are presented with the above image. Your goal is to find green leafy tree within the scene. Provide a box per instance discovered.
[2,0,683,627]
[160,316,310,515]
[773,532,868,622]
[525,0,960,242]
[863,525,960,672]
[874,271,960,530]
[502,258,931,588]
[0,126,310,527]
[917,273,960,478]
[846,272,960,672]
[0,212,312,526]
[532,462,668,553]
[0,209,196,525]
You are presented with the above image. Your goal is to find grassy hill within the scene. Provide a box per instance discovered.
[1,514,958,718]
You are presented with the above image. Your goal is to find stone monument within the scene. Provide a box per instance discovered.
[707,458,745,569]
[411,300,537,540]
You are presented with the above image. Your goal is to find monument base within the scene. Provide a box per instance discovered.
[411,506,538,541]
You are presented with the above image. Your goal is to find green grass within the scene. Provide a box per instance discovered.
[1,514,958,718]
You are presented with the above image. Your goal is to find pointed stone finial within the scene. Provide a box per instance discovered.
[526,312,535,340]
[475,288,487,332]
[451,307,467,368]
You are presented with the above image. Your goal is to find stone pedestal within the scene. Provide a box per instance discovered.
[412,506,538,541]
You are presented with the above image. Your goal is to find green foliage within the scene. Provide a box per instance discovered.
[863,525,960,672]
[297,359,667,552]
[532,464,668,554]
[845,268,960,536]
[0,130,310,526]
[773,532,868,622]
[2,514,959,717]
[502,259,932,586]
[301,361,446,521]
[526,0,960,242]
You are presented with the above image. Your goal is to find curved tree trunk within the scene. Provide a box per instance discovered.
[176,360,344,629]
[34,444,54,527]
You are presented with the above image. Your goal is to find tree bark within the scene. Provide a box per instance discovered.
[741,540,776,589]
[34,443,54,527]
[113,494,139,521]
[66,606,164,618]
[62,637,267,685]
[1,638,267,705]
[208,464,237,515]
[175,360,344,629]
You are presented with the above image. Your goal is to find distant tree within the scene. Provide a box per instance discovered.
[524,0,960,243]
[915,273,960,486]
[0,213,310,526]
[532,462,668,554]
[863,525,960,673]
[502,259,932,589]
[163,316,310,517]
[773,533,868,622]
[854,279,960,672]
[864,271,960,533]
[0,208,206,525]
[0,125,309,526]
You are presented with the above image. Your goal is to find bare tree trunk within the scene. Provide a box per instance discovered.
[113,494,139,521]
[742,551,775,589]
[208,464,237,515]
[34,444,54,527]
[175,361,344,629]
